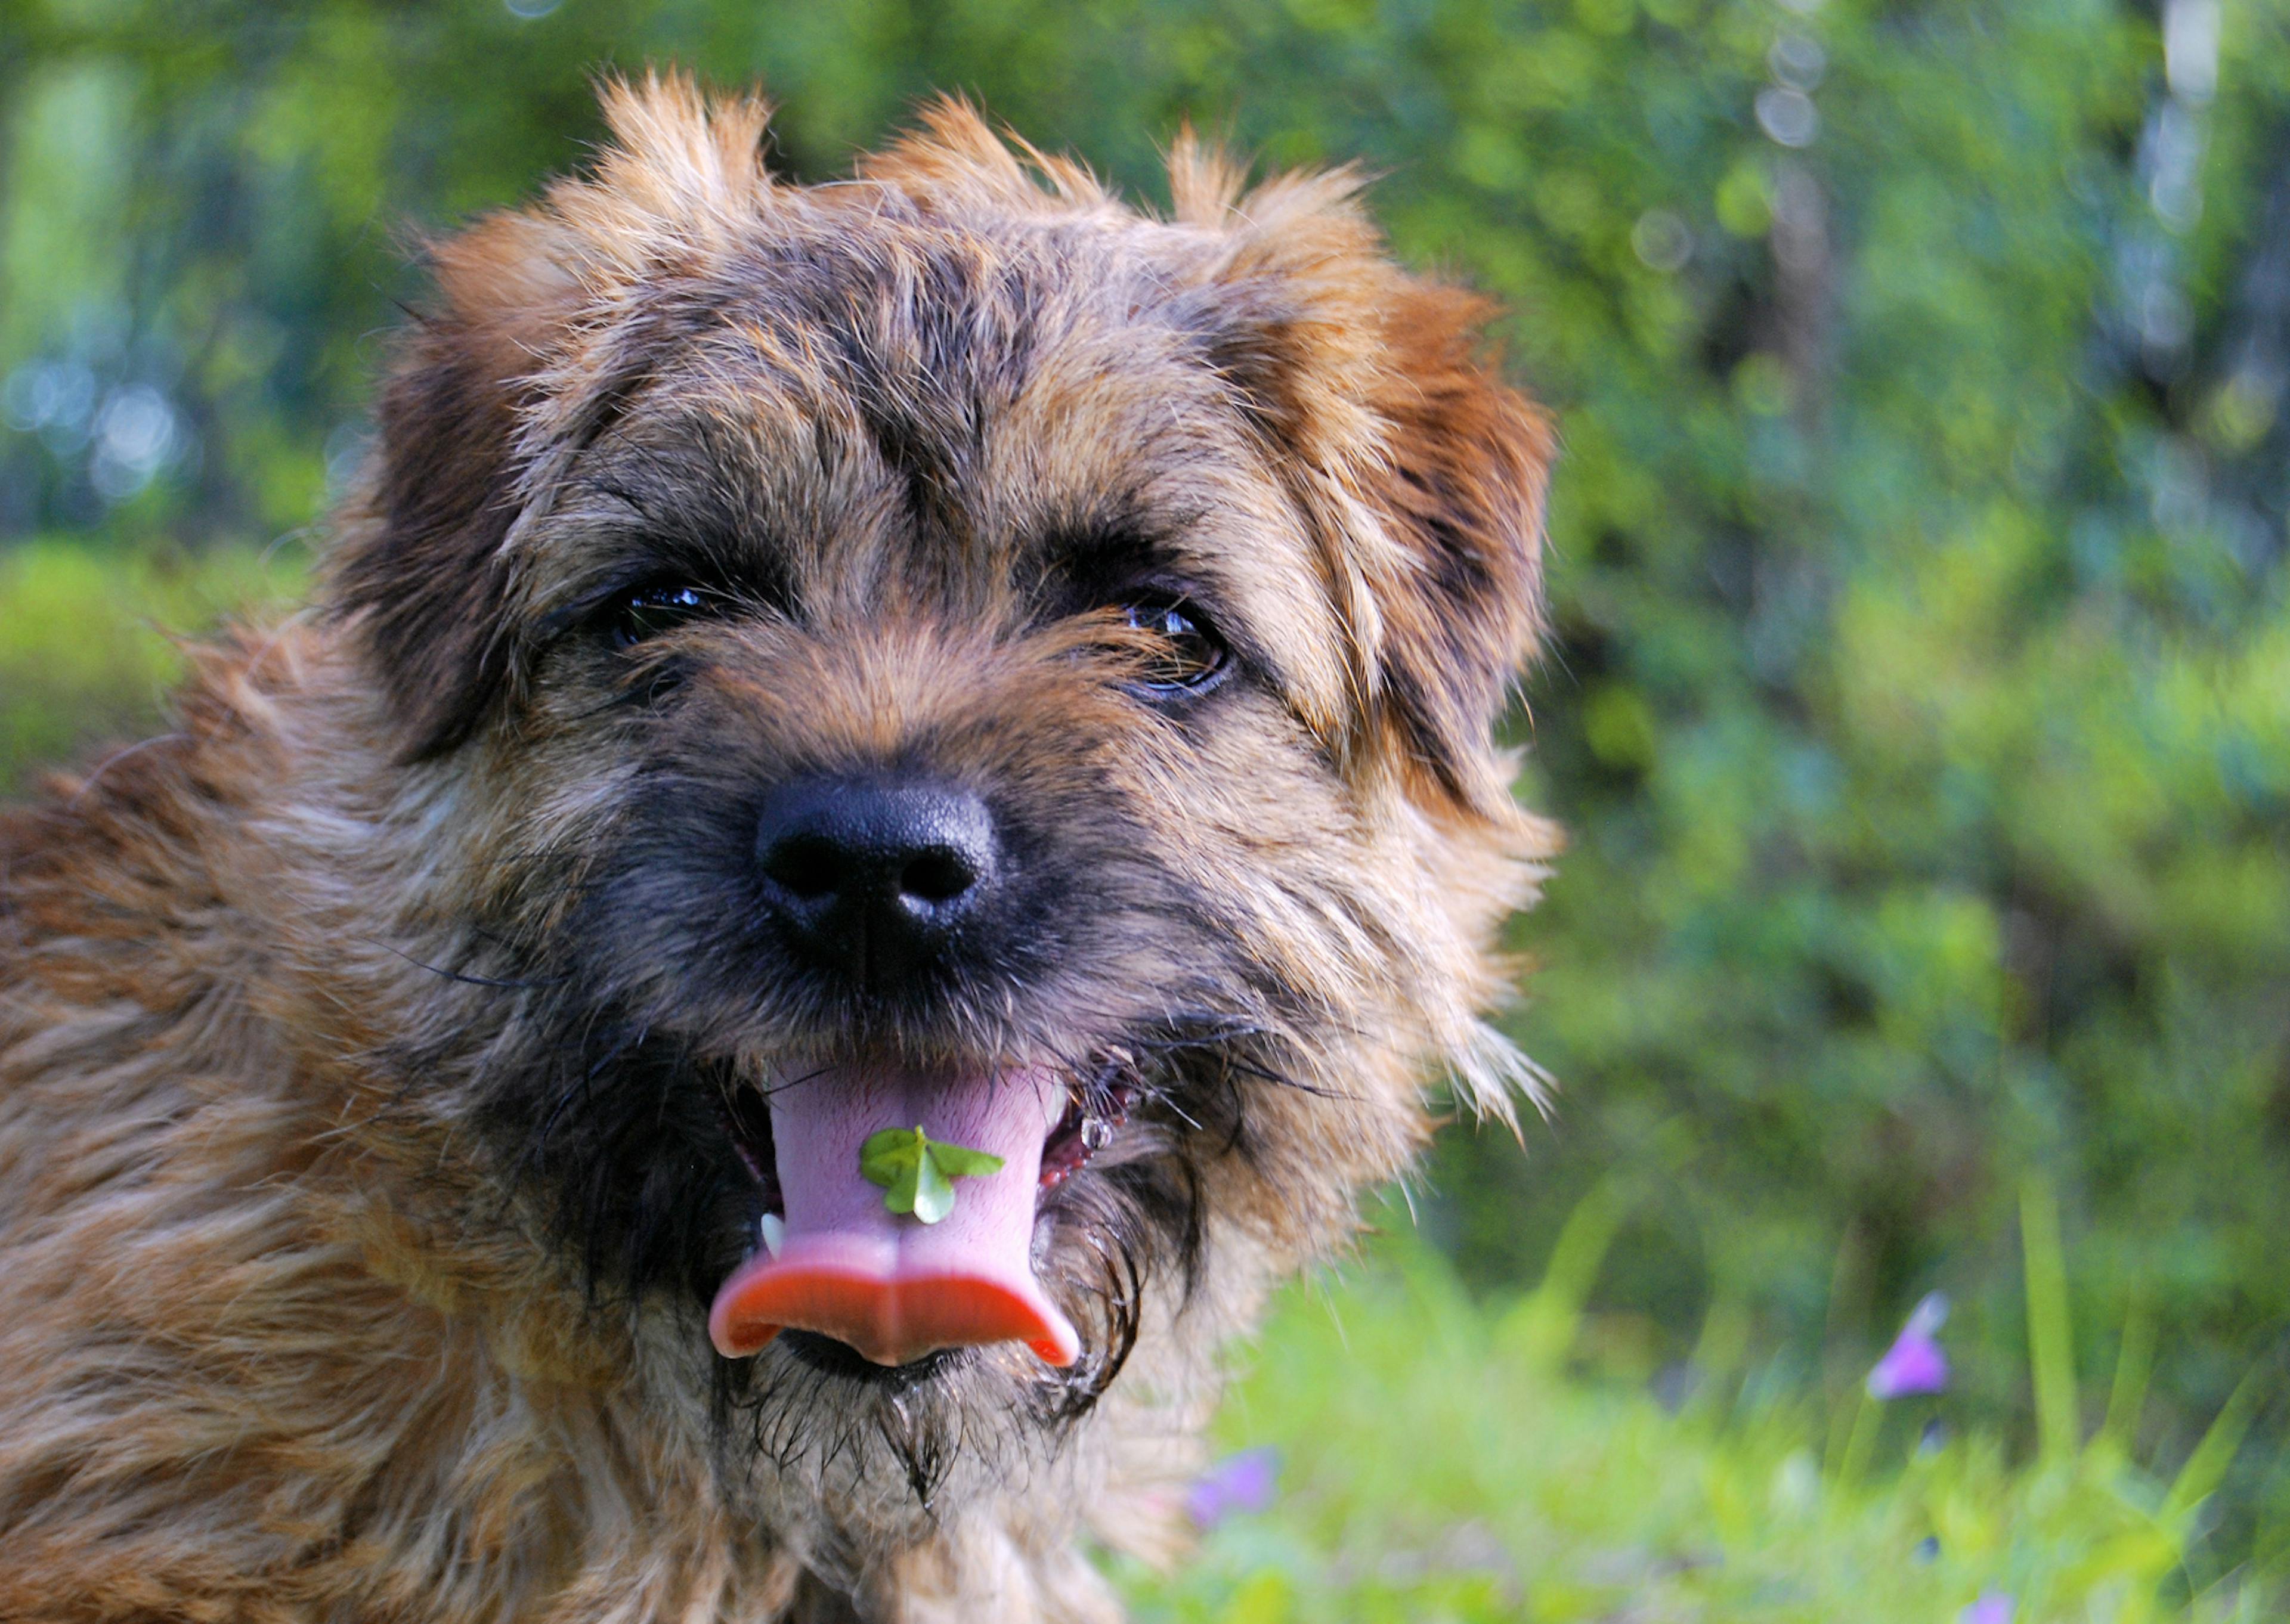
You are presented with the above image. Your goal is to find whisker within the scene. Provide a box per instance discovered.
[358,935,566,991]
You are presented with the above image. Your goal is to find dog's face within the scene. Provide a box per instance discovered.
[328,79,1553,1549]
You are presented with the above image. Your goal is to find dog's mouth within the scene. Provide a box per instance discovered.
[707,1061,1132,1373]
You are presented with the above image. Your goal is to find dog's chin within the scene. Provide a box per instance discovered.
[775,1330,978,1387]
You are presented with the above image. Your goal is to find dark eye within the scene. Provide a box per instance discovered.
[607,582,712,649]
[1122,598,1228,694]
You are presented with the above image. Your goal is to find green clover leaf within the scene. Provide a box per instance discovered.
[859,1126,1007,1225]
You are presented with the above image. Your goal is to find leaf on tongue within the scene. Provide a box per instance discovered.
[859,1125,1007,1225]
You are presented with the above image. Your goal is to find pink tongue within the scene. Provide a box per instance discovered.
[707,1063,1080,1368]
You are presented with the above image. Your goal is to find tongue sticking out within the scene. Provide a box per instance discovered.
[707,1063,1080,1368]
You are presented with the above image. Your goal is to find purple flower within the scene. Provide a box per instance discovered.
[1867,1292,1951,1400]
[1959,1592,2013,1624]
[1186,1446,1280,1529]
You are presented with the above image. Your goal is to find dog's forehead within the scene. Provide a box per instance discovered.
[543,211,1353,725]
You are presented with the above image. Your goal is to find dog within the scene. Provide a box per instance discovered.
[0,74,1557,1623]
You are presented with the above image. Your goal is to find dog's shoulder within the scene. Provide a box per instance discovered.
[0,618,790,1619]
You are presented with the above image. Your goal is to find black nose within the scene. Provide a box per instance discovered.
[754,778,999,990]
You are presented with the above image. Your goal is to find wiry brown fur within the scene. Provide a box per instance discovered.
[0,76,1558,1622]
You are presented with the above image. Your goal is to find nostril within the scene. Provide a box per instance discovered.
[899,848,979,905]
[763,834,844,900]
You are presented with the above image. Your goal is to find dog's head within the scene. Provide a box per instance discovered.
[327,75,1554,1547]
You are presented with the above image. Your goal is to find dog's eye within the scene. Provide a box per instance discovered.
[608,583,712,649]
[1122,599,1227,693]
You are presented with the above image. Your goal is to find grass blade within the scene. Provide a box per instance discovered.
[2023,1176,2079,1465]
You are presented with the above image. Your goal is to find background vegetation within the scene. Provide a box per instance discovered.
[5,0,2289,1610]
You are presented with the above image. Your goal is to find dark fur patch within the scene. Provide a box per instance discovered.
[329,308,533,760]
[1368,290,1553,810]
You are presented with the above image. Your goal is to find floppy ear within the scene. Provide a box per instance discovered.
[327,73,773,759]
[327,229,555,760]
[1175,151,1552,819]
[1358,281,1553,817]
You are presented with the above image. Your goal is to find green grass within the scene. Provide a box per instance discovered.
[1114,1191,2274,1623]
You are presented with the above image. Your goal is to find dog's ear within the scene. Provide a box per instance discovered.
[1175,148,1552,819]
[329,73,773,758]
[328,233,559,760]
[1348,281,1552,818]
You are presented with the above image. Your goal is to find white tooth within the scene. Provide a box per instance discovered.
[759,1212,785,1259]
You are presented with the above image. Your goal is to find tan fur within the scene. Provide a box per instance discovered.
[0,76,1558,1622]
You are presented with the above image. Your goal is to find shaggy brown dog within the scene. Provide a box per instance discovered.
[0,76,1556,1623]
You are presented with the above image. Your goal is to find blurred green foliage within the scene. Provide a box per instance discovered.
[5,0,2290,1572]
[0,538,303,795]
